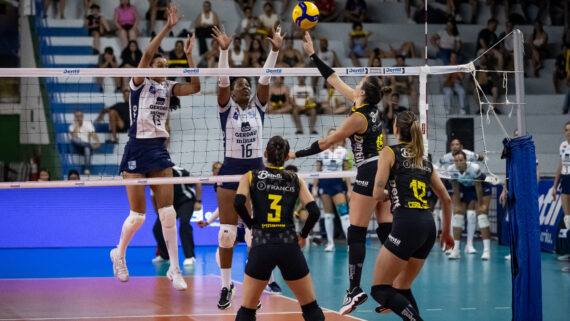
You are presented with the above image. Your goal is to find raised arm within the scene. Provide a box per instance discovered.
[133,5,181,85]
[172,33,201,96]
[212,25,235,106]
[302,31,355,101]
[256,25,285,105]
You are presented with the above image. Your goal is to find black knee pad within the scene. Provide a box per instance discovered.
[301,301,325,321]
[236,306,256,321]
[371,284,394,306]
[347,225,367,245]
[376,223,392,244]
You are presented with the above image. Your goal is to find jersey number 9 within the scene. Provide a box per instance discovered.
[267,194,282,222]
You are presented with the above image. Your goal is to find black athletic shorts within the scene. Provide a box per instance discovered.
[384,207,436,260]
[245,243,309,281]
[352,160,377,197]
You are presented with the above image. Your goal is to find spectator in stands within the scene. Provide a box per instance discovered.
[147,0,170,37]
[318,81,350,115]
[563,71,570,114]
[369,56,381,68]
[474,55,500,113]
[348,22,371,67]
[267,76,293,114]
[114,0,138,49]
[292,76,318,135]
[120,40,143,90]
[85,4,110,55]
[244,38,266,67]
[194,0,220,55]
[530,21,549,78]
[199,38,220,68]
[168,40,188,69]
[499,20,515,70]
[554,44,569,94]
[67,169,80,180]
[258,2,279,34]
[383,92,407,135]
[389,55,419,114]
[229,37,246,67]
[443,52,467,114]
[69,110,100,175]
[313,0,339,22]
[240,6,261,39]
[476,18,504,70]
[278,38,304,68]
[431,19,462,65]
[311,38,341,89]
[38,169,51,181]
[95,89,131,143]
[43,0,65,19]
[447,0,478,24]
[343,0,368,23]
[235,0,256,11]
[97,47,122,93]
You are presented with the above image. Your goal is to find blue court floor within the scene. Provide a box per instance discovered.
[1,241,569,321]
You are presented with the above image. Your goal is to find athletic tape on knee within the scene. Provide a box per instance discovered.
[244,227,252,248]
[347,225,367,245]
[478,214,490,229]
[158,206,176,228]
[218,224,237,248]
[126,210,145,227]
[565,215,570,229]
[336,203,349,216]
[467,210,477,223]
[452,214,465,228]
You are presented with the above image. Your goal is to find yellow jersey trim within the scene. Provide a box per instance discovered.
[248,171,252,183]
[267,166,284,170]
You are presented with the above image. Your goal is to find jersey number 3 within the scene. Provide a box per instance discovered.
[267,194,282,222]
[409,179,428,209]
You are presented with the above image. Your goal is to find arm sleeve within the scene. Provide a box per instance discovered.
[295,140,323,158]
[207,208,219,224]
[234,194,253,229]
[300,201,320,238]
[218,49,230,88]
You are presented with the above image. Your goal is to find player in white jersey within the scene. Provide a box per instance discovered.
[447,151,493,260]
[112,5,200,291]
[438,138,485,168]
[314,129,351,251]
[553,121,570,239]
[211,24,284,310]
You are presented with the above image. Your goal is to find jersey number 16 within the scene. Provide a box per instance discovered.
[241,144,253,158]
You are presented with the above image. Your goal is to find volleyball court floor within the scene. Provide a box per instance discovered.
[1,242,569,321]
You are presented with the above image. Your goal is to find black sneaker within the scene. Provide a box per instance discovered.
[217,283,235,310]
[257,301,262,310]
[339,286,368,315]
[265,281,282,294]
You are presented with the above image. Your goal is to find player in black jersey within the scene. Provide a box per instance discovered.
[370,111,454,321]
[291,31,392,315]
[233,136,325,321]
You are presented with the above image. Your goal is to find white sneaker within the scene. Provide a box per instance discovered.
[325,243,335,252]
[465,244,477,254]
[167,267,187,291]
[183,257,196,266]
[448,248,461,260]
[481,249,491,260]
[152,256,169,264]
[562,266,570,273]
[504,254,511,260]
[444,248,452,255]
[557,254,570,262]
[110,248,129,282]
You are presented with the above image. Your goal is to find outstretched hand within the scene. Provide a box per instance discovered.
[211,25,234,51]
[165,4,182,29]
[184,32,196,56]
[266,25,286,51]
[302,31,315,56]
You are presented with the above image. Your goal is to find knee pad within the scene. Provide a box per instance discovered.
[376,223,392,244]
[218,224,237,248]
[336,203,349,217]
[347,225,367,245]
[564,215,570,229]
[244,227,252,248]
[478,214,490,229]
[452,214,465,228]
[126,211,145,229]
[467,210,477,224]
[301,301,324,321]
[370,284,394,306]
[158,206,176,228]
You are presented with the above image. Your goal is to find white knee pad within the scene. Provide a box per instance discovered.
[244,227,252,248]
[126,210,145,227]
[478,214,490,229]
[467,210,477,224]
[218,224,237,248]
[452,214,465,228]
[158,206,176,228]
[564,215,570,229]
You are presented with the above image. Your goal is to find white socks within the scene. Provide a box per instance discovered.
[118,211,145,257]
[454,240,461,250]
[221,268,231,289]
[159,206,179,271]
[340,215,350,238]
[483,239,490,251]
[466,210,477,248]
[324,213,335,245]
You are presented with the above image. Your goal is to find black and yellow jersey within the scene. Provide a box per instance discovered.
[349,104,383,167]
[387,143,434,213]
[249,166,300,246]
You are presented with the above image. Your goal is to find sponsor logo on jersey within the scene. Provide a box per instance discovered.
[149,86,156,94]
[257,170,282,180]
[355,179,369,187]
[388,234,401,246]
[63,69,80,75]
[385,67,405,74]
[183,68,199,74]
[257,181,266,191]
[265,68,282,74]
[241,122,251,132]
[346,67,368,74]
[233,111,239,120]
[265,184,296,192]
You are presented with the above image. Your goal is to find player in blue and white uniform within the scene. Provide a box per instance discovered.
[211,25,284,310]
[314,129,351,251]
[111,6,200,291]
[553,121,570,244]
[447,151,493,260]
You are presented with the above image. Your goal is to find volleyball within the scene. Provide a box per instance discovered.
[292,1,319,29]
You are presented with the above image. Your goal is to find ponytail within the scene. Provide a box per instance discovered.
[395,111,424,168]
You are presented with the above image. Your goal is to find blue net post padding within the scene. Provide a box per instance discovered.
[503,136,542,321]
